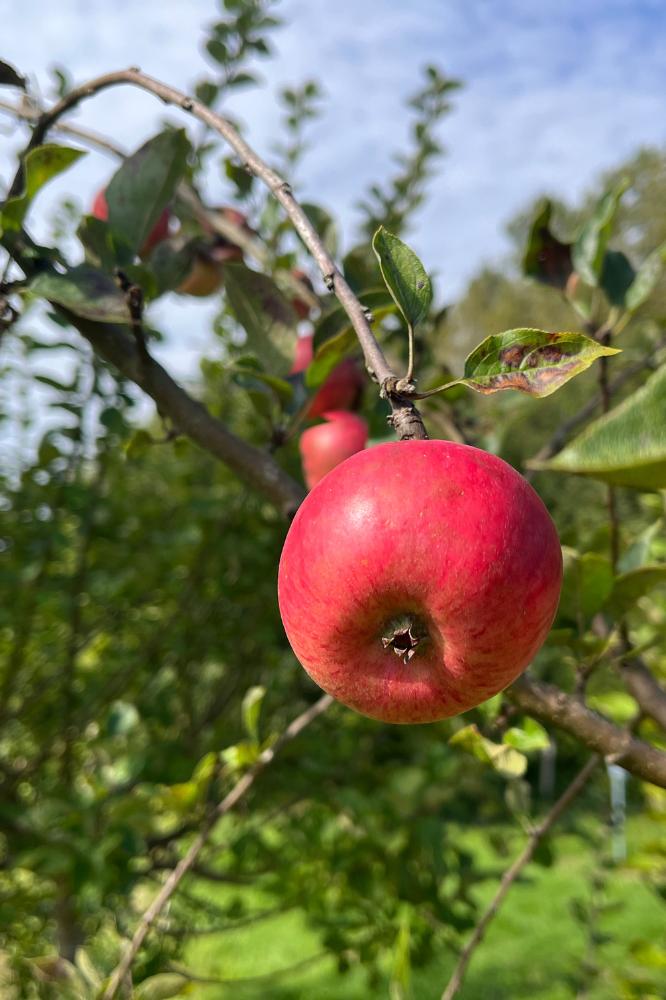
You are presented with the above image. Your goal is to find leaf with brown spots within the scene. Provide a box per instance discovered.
[461,329,620,398]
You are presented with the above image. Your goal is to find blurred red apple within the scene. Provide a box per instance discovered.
[291,333,364,417]
[299,411,368,489]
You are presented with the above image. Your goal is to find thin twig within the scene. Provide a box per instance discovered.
[8,67,428,440]
[101,693,333,999]
[440,755,599,1000]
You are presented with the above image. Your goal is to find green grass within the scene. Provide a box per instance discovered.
[182,816,666,1000]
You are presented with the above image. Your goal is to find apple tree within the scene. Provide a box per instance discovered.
[1,2,665,997]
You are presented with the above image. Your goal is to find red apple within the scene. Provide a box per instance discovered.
[291,334,364,416]
[299,411,368,489]
[91,187,171,257]
[278,440,562,724]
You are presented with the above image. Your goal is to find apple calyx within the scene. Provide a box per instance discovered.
[381,615,428,665]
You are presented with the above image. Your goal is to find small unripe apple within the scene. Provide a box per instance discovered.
[299,411,368,489]
[291,334,364,416]
[91,188,171,257]
[278,440,562,724]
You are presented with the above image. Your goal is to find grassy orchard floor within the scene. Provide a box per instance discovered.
[182,816,666,999]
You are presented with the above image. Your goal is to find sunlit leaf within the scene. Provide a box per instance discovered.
[2,144,85,231]
[241,685,266,743]
[538,364,666,488]
[503,718,550,753]
[372,226,432,327]
[450,724,527,778]
[460,329,619,398]
[133,972,190,999]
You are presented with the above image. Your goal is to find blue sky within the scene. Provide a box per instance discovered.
[1,0,665,417]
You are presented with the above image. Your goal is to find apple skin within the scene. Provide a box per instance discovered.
[91,188,171,257]
[299,411,368,489]
[278,440,563,724]
[291,333,364,417]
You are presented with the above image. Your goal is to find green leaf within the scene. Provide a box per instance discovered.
[104,129,190,255]
[301,202,338,257]
[372,226,432,327]
[306,289,394,388]
[572,178,629,285]
[225,157,254,198]
[625,241,666,313]
[460,329,619,398]
[503,718,550,753]
[74,947,101,989]
[449,724,527,778]
[539,364,666,489]
[77,214,135,271]
[522,199,573,289]
[343,243,382,293]
[0,59,26,89]
[606,565,666,615]
[224,263,298,374]
[222,739,261,771]
[558,549,614,624]
[133,973,189,999]
[241,685,266,743]
[619,519,663,573]
[600,249,636,307]
[305,326,357,390]
[2,144,86,231]
[29,265,130,324]
[230,365,294,405]
[124,429,153,460]
[586,691,638,725]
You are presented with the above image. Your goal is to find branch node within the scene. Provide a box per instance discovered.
[323,272,335,292]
